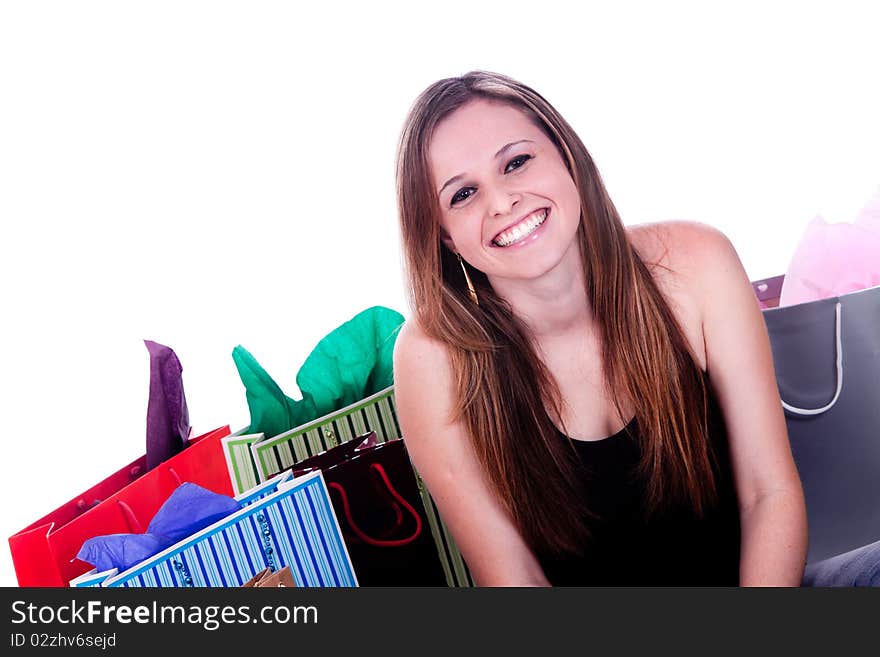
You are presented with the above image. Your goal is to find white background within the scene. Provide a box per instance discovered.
[1,1,878,587]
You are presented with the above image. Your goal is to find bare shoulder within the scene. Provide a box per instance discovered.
[393,319,453,393]
[393,317,447,367]
[641,220,745,308]
[392,318,457,432]
[625,220,739,371]
[626,219,733,281]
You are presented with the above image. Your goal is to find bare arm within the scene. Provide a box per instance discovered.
[393,320,550,586]
[682,221,808,586]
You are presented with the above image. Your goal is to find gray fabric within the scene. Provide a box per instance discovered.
[762,284,880,564]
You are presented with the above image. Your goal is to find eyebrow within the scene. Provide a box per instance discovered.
[437,139,535,197]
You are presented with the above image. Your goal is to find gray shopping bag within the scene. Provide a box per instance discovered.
[762,283,880,563]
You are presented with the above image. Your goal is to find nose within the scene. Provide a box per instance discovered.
[487,184,521,217]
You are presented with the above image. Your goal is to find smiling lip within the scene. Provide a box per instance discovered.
[491,207,550,247]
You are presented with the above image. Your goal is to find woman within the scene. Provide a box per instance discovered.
[392,70,808,586]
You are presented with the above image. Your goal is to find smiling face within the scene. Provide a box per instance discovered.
[428,98,583,286]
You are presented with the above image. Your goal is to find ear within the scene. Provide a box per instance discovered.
[439,226,457,253]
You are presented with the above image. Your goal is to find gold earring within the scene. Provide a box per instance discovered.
[457,253,479,306]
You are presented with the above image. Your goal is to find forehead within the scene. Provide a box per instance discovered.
[428,99,548,181]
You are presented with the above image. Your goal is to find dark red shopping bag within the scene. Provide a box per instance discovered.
[8,425,233,587]
[289,433,448,586]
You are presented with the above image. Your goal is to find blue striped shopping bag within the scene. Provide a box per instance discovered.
[70,470,357,587]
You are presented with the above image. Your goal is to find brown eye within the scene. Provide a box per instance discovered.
[504,154,532,173]
[451,187,476,206]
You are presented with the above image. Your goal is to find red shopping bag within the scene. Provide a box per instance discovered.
[8,425,233,587]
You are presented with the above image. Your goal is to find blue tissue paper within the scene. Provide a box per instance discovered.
[77,483,241,572]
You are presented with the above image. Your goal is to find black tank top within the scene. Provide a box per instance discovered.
[537,374,742,586]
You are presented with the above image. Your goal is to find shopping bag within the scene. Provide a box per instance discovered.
[229,307,473,586]
[222,431,264,496]
[243,388,474,587]
[242,566,296,587]
[289,434,447,586]
[249,386,402,480]
[9,425,233,587]
[226,304,404,496]
[752,274,785,309]
[221,387,401,497]
[74,470,357,588]
[761,282,880,563]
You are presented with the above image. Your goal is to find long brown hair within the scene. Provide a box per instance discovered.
[395,70,717,556]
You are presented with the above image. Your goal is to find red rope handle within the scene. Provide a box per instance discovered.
[328,463,422,547]
[388,494,404,531]
[117,465,180,533]
[116,500,143,533]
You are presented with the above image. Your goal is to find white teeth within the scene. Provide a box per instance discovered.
[493,209,548,247]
